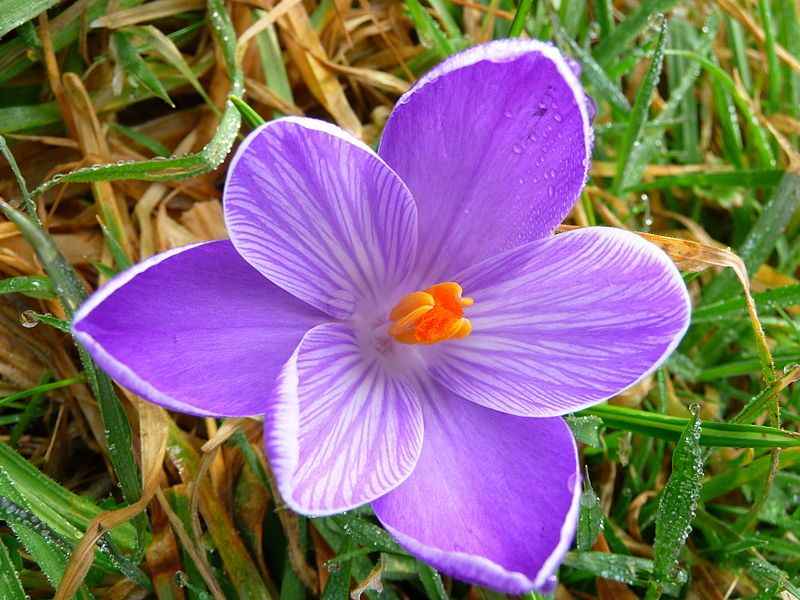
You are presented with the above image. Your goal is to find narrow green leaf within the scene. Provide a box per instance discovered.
[757,0,781,112]
[666,49,775,168]
[0,202,142,517]
[591,0,678,67]
[508,0,534,37]
[647,408,702,598]
[576,472,603,551]
[320,539,354,600]
[562,552,659,586]
[124,25,217,110]
[692,283,800,324]
[629,169,782,192]
[0,472,93,600]
[703,172,800,303]
[232,96,266,129]
[612,20,667,195]
[0,135,38,223]
[0,275,55,299]
[113,31,174,107]
[0,0,59,38]
[404,0,454,58]
[99,221,132,270]
[417,562,449,600]
[554,26,631,114]
[565,414,604,448]
[111,123,172,157]
[581,404,800,449]
[0,537,25,600]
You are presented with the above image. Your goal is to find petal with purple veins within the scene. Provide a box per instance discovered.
[72,240,325,417]
[266,322,424,515]
[379,40,593,281]
[428,227,691,416]
[373,383,580,594]
[225,117,418,320]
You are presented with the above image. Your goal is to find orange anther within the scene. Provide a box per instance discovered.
[387,282,473,345]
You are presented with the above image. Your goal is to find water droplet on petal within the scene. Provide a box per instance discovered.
[512,145,522,155]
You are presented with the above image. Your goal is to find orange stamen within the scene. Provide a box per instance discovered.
[387,282,473,345]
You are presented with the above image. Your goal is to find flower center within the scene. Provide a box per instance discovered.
[387,282,473,345]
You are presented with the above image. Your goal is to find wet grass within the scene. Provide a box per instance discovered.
[0,0,799,598]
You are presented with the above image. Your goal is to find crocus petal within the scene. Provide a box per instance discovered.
[428,227,691,416]
[379,40,593,281]
[225,117,418,320]
[72,240,325,417]
[373,384,580,594]
[266,322,423,515]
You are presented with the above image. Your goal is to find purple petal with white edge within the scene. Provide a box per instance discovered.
[427,227,691,416]
[72,240,325,417]
[373,382,580,594]
[265,322,423,515]
[379,39,593,282]
[225,117,418,321]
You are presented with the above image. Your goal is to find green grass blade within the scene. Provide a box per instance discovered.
[646,408,702,599]
[703,172,800,303]
[404,0,454,58]
[112,30,174,107]
[591,0,678,67]
[0,275,55,299]
[582,404,800,448]
[0,536,26,600]
[692,283,800,324]
[757,0,781,112]
[0,0,59,38]
[612,20,667,195]
[508,0,533,37]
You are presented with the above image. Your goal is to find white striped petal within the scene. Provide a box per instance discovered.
[265,322,424,515]
[428,227,691,416]
[224,117,417,320]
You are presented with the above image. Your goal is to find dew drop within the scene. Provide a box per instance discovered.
[19,310,38,328]
[553,113,562,123]
[648,13,665,29]
[512,144,522,155]
[503,109,514,118]
[688,402,700,416]
[548,185,555,197]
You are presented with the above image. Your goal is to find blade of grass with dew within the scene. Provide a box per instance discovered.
[0,135,38,223]
[0,0,149,83]
[0,0,59,39]
[581,404,800,448]
[614,13,718,191]
[0,275,55,299]
[645,407,702,599]
[417,563,449,600]
[576,473,603,551]
[0,202,143,519]
[553,20,631,114]
[629,169,783,192]
[692,283,800,324]
[561,552,660,586]
[28,0,242,193]
[591,0,678,68]
[0,441,137,550]
[0,472,93,600]
[112,30,174,107]
[507,0,533,37]
[124,24,216,107]
[404,0,454,59]
[665,18,699,164]
[703,172,800,303]
[0,536,26,600]
[666,49,776,168]
[611,19,667,196]
[757,0,781,113]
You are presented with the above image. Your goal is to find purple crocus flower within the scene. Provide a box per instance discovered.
[72,40,690,594]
